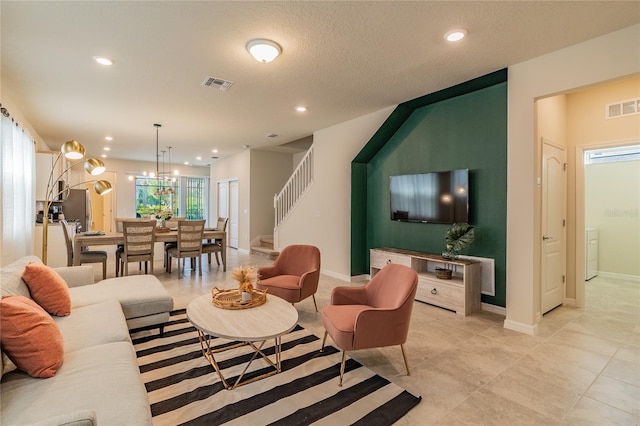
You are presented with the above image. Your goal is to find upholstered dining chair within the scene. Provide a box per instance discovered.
[60,220,108,279]
[256,244,321,311]
[321,263,418,386]
[201,217,228,265]
[116,221,156,276]
[167,220,206,278]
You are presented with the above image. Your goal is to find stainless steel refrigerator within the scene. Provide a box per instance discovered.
[61,189,91,232]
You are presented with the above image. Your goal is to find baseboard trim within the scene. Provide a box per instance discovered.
[596,272,640,283]
[481,303,506,316]
[321,269,352,282]
[503,319,538,336]
[564,298,577,307]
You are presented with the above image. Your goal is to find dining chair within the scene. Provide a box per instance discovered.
[117,221,156,276]
[114,217,154,276]
[162,216,186,270]
[60,219,108,279]
[256,244,321,311]
[202,217,228,265]
[167,220,206,278]
[321,263,418,386]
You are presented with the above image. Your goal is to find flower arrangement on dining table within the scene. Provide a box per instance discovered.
[155,207,173,229]
[155,208,173,221]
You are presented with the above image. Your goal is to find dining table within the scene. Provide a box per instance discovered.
[73,229,227,271]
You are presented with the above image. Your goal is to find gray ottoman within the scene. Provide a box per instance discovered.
[69,275,174,333]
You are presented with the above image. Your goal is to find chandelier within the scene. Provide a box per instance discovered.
[151,124,177,197]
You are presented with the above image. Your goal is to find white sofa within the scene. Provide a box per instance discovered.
[1,256,174,425]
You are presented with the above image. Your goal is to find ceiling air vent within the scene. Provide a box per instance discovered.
[201,76,234,91]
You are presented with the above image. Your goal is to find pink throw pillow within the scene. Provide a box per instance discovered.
[22,262,71,316]
[0,295,64,378]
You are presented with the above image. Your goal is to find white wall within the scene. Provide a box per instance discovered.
[250,150,293,241]
[506,24,640,335]
[277,106,395,280]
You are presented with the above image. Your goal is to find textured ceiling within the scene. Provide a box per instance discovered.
[2,1,639,166]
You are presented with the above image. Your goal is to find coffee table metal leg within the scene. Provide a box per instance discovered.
[196,330,285,390]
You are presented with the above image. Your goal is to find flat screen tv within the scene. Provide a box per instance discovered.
[390,169,469,224]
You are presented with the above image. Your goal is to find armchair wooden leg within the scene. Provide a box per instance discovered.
[400,344,410,376]
[321,330,328,352]
[102,260,106,280]
[339,350,347,387]
[312,295,318,313]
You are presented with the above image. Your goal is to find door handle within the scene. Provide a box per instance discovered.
[542,235,552,241]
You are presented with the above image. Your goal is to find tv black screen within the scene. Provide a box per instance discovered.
[390,169,469,224]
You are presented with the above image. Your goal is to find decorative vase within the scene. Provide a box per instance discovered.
[241,291,252,302]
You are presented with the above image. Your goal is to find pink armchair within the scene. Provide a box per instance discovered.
[256,245,321,311]
[321,263,418,386]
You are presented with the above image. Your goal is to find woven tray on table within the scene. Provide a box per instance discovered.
[211,287,267,310]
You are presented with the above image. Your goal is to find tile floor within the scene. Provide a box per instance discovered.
[97,246,639,425]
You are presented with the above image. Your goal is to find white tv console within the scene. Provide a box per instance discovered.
[370,248,482,316]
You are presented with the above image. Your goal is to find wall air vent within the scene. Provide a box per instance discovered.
[606,97,640,119]
[201,76,234,91]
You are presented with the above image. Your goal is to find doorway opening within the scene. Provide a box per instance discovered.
[577,142,640,307]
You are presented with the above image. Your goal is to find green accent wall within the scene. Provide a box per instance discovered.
[351,70,507,307]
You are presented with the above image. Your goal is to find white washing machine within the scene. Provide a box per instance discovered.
[585,228,598,280]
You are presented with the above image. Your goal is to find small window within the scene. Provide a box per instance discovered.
[585,144,640,165]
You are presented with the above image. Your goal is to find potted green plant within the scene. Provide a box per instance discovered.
[442,222,475,260]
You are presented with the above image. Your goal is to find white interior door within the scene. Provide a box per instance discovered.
[229,180,239,248]
[217,181,229,220]
[541,138,567,314]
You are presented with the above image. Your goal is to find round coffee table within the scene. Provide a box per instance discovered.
[186,292,298,390]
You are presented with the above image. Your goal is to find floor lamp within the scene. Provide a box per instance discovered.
[41,140,112,265]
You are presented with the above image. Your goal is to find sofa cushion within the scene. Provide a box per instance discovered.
[0,255,42,298]
[0,296,64,378]
[54,300,131,354]
[69,275,173,321]
[22,262,72,316]
[0,341,151,425]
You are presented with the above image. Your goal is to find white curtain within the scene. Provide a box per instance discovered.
[1,113,35,266]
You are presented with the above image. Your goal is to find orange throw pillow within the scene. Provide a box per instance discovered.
[0,295,64,378]
[22,262,71,316]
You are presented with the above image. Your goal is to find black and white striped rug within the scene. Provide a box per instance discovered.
[132,310,421,425]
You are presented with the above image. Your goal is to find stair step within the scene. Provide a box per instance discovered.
[260,236,274,249]
[251,245,279,260]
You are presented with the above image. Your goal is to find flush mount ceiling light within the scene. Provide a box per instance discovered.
[246,39,282,63]
[92,56,114,66]
[295,106,307,112]
[445,29,467,42]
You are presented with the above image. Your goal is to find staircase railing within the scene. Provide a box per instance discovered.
[274,146,314,233]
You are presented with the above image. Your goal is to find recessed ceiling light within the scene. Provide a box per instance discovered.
[295,106,307,112]
[105,136,113,141]
[100,154,107,158]
[445,29,467,42]
[212,149,218,153]
[246,39,282,63]
[128,175,134,181]
[103,147,110,151]
[184,161,189,165]
[93,56,114,66]
[196,156,202,160]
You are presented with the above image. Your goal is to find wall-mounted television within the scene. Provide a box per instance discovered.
[390,169,469,224]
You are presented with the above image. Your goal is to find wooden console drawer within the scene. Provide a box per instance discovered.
[416,277,464,313]
[370,249,412,269]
